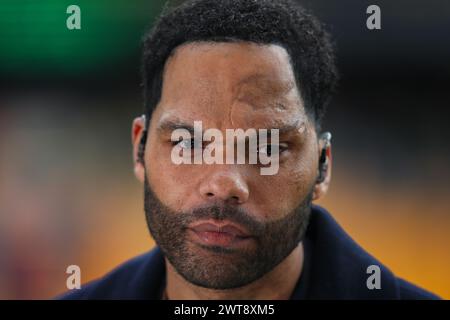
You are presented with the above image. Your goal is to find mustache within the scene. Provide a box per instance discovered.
[143,173,311,240]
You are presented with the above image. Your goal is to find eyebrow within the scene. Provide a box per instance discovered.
[156,119,304,136]
[157,119,196,135]
[273,120,303,134]
[269,120,303,135]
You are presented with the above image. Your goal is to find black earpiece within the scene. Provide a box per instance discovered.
[138,115,147,164]
[316,132,332,183]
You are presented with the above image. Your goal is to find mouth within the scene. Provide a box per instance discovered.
[187,221,254,248]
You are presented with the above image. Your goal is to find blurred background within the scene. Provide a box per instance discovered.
[0,0,449,299]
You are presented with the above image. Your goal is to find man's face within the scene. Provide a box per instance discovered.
[133,42,329,289]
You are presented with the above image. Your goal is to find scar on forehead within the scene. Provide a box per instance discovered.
[230,72,299,123]
[236,73,296,96]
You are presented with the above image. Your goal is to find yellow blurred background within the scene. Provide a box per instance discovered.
[0,0,449,299]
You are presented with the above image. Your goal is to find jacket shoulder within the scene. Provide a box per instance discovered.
[57,248,165,299]
[397,278,440,300]
[306,205,440,299]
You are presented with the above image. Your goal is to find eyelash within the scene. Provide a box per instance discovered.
[257,144,288,156]
[170,139,289,156]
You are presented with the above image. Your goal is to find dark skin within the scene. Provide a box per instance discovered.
[132,42,332,299]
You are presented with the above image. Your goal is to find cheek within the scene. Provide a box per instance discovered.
[145,141,185,206]
[146,144,206,211]
[283,131,320,198]
[254,152,317,217]
[285,155,317,194]
[250,172,310,219]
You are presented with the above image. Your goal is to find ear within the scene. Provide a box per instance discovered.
[312,143,332,201]
[131,116,146,183]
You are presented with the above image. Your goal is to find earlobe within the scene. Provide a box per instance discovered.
[134,163,145,183]
[312,185,320,201]
[312,179,328,200]
[313,133,332,201]
[131,115,147,183]
[312,165,331,200]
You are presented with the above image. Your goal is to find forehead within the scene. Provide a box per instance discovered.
[153,41,306,130]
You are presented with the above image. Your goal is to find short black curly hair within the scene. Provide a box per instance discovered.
[141,0,338,132]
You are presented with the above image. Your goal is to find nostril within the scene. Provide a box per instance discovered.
[206,192,214,197]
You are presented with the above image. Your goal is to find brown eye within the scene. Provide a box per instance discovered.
[172,138,201,149]
[257,144,288,156]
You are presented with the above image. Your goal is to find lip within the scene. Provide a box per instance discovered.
[188,221,253,248]
[190,221,250,237]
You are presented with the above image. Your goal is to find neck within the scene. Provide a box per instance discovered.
[164,242,304,300]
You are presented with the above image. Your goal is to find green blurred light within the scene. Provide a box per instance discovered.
[0,0,165,76]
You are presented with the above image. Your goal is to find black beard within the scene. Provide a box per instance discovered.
[144,174,313,290]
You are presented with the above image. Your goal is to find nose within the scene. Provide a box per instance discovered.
[199,169,250,205]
